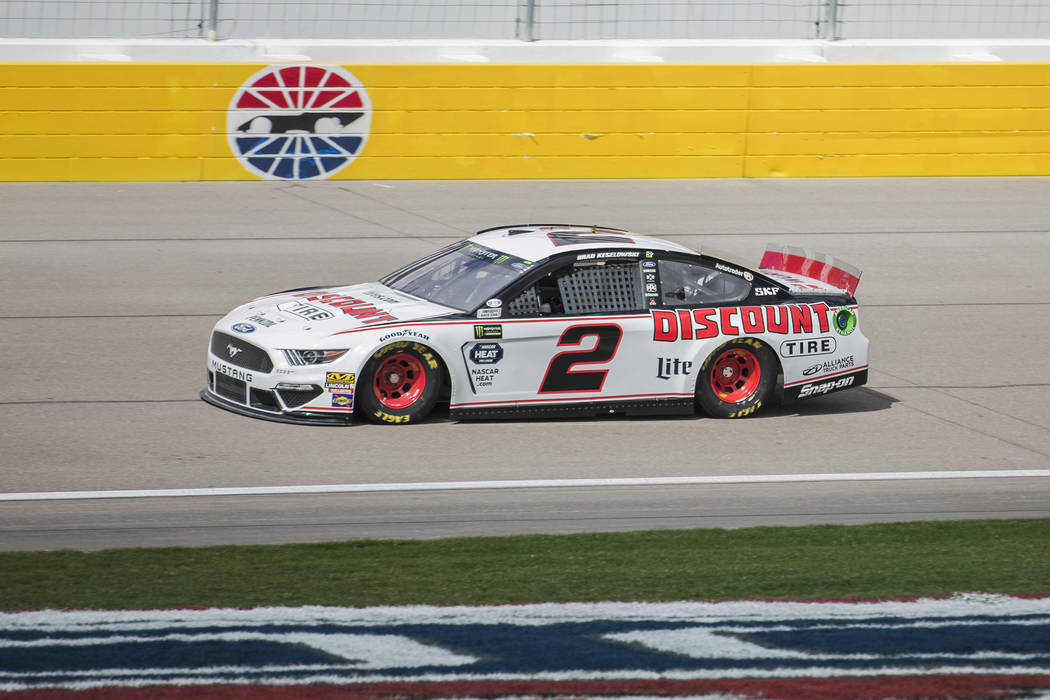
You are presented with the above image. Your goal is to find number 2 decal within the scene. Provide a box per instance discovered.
[539,324,623,393]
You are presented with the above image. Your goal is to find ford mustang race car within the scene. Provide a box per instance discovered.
[202,224,869,425]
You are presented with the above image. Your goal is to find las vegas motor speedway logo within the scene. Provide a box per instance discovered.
[227,64,371,180]
[2,596,1050,695]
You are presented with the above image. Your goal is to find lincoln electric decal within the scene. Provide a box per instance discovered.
[227,65,371,180]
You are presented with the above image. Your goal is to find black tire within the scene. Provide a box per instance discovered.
[357,342,443,425]
[696,338,777,418]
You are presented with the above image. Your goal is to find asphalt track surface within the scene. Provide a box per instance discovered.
[1,178,1048,551]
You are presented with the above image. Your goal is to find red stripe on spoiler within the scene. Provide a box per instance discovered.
[760,245,862,295]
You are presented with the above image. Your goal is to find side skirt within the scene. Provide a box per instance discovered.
[449,398,695,421]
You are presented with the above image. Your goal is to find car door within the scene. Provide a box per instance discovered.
[455,251,681,412]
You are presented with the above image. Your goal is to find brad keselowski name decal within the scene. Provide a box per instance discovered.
[3,597,1049,696]
[293,291,397,324]
[652,303,838,342]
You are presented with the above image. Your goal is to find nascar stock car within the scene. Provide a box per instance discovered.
[202,224,869,425]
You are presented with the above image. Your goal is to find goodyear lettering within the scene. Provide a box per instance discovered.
[379,329,430,342]
[729,400,761,418]
[295,292,397,325]
[412,342,441,370]
[374,410,410,424]
[653,303,832,342]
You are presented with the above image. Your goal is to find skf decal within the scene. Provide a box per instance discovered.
[294,291,396,324]
[227,64,371,181]
[652,303,834,342]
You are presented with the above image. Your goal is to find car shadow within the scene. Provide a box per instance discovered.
[429,387,897,425]
[764,386,899,417]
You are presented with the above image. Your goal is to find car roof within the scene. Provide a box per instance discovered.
[469,224,698,263]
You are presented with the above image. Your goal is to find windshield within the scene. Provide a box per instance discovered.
[382,241,534,312]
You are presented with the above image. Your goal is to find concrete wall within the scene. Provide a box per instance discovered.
[2,41,1049,180]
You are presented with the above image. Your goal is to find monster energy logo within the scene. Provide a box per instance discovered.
[473,324,503,339]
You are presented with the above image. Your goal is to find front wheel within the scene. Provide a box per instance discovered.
[358,342,442,425]
[696,339,777,418]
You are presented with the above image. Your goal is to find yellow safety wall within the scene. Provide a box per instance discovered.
[1,62,1049,180]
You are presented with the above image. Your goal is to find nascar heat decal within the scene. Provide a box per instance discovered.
[227,65,371,180]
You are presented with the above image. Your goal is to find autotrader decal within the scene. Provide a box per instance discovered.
[228,64,371,181]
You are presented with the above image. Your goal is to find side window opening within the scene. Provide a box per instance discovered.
[658,259,751,306]
[507,260,644,317]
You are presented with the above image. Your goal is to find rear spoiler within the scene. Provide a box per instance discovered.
[759,244,862,296]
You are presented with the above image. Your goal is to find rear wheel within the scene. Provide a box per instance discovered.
[358,342,442,424]
[696,338,777,418]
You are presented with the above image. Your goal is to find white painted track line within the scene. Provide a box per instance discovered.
[4,470,1048,502]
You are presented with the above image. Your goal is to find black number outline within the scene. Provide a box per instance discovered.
[539,324,623,393]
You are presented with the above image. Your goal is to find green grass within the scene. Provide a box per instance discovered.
[2,519,1047,611]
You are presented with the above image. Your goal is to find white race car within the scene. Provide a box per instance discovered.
[202,224,869,425]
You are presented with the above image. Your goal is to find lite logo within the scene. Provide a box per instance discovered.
[657,357,692,380]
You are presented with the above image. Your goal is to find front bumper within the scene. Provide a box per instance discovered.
[201,387,353,426]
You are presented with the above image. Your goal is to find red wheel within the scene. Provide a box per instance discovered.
[696,339,777,418]
[373,352,426,409]
[709,347,761,403]
[359,342,443,424]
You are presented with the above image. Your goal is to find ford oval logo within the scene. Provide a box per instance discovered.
[232,323,255,333]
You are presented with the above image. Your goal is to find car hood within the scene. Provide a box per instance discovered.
[219,282,458,347]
